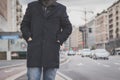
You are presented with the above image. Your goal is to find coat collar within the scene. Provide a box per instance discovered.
[38,0,58,7]
[38,1,59,18]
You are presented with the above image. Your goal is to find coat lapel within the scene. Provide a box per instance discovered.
[37,2,44,17]
[46,6,59,18]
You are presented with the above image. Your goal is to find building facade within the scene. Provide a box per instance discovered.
[107,0,120,49]
[0,0,22,32]
[0,0,8,32]
[70,27,83,50]
[95,11,109,48]
[86,19,96,49]
[0,0,23,60]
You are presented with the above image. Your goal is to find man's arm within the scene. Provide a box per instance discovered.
[57,6,72,45]
[20,4,32,42]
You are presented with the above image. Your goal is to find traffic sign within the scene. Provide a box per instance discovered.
[0,35,19,40]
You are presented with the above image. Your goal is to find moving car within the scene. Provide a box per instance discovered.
[68,50,76,56]
[92,49,110,60]
[81,49,92,57]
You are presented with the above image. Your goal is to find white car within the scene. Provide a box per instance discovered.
[92,49,110,60]
[68,50,76,56]
[81,49,92,57]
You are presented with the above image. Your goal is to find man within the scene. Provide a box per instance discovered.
[21,0,72,80]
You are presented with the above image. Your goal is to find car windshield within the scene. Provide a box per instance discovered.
[83,49,90,52]
[95,49,106,53]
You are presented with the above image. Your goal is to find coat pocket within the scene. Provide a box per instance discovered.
[28,40,33,48]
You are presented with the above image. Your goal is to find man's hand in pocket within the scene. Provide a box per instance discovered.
[28,37,32,41]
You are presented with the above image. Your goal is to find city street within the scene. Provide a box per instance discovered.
[0,55,120,80]
[0,60,26,80]
[59,55,120,80]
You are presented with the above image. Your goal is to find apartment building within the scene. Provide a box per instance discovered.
[0,0,8,32]
[95,11,109,48]
[70,27,83,50]
[0,0,23,60]
[86,19,96,49]
[107,0,120,48]
[0,0,22,32]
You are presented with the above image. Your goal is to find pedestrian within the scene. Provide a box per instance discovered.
[20,0,72,80]
[112,48,115,55]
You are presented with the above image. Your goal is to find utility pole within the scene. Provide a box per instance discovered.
[78,9,94,48]
[68,8,94,48]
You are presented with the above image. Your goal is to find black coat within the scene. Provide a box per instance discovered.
[20,1,72,68]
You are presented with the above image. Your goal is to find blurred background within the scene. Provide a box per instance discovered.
[0,0,120,80]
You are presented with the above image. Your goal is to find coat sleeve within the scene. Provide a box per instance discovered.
[57,7,72,45]
[20,4,32,42]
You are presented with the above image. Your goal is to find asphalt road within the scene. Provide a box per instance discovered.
[0,60,26,67]
[59,55,120,80]
[0,60,26,80]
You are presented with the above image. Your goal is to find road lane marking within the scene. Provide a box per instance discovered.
[4,67,25,73]
[5,70,27,80]
[103,65,110,68]
[114,63,120,65]
[92,60,101,65]
[4,69,14,73]
[77,63,83,66]
[0,63,25,70]
[60,57,70,66]
[57,71,72,80]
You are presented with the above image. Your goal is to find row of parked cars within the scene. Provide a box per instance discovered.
[80,49,110,60]
[60,48,110,60]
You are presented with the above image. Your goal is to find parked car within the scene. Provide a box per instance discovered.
[68,50,76,56]
[81,49,92,57]
[115,48,120,55]
[76,51,80,55]
[92,49,110,60]
[89,50,95,58]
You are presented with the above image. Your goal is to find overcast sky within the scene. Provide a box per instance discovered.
[19,0,118,26]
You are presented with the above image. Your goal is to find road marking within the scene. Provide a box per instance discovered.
[60,57,70,66]
[0,63,25,70]
[4,67,25,73]
[114,63,120,65]
[93,60,101,65]
[57,71,72,80]
[4,69,14,73]
[5,70,27,80]
[77,63,83,66]
[103,65,110,68]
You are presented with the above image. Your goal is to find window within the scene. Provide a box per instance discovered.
[109,14,113,18]
[109,24,113,28]
[109,19,113,23]
[116,16,119,20]
[116,11,119,14]
[116,22,119,26]
[89,28,92,33]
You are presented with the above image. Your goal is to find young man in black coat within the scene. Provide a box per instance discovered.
[21,0,72,80]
